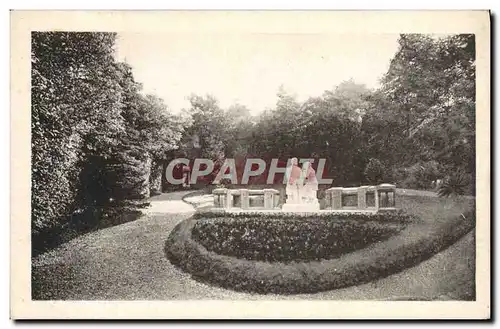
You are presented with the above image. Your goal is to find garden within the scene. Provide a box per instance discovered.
[31,32,476,300]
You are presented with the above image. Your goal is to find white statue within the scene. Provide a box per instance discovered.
[282,158,320,212]
[302,160,319,204]
[285,157,303,204]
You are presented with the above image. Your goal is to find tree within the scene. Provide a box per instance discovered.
[224,103,255,157]
[247,83,371,186]
[371,34,475,190]
[322,79,372,122]
[179,94,231,184]
[31,32,123,235]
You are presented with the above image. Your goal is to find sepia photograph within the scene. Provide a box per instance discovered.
[10,10,490,319]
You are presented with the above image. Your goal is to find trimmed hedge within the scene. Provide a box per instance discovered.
[165,210,475,294]
[191,215,406,262]
[193,210,416,222]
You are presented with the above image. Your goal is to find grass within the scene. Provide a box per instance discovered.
[165,193,475,294]
[32,212,192,300]
[32,204,147,257]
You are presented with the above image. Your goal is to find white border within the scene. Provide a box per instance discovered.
[8,9,491,320]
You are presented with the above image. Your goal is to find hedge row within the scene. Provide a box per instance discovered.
[192,209,418,223]
[165,210,475,294]
[191,216,406,262]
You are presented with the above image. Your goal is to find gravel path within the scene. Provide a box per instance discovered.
[32,191,475,300]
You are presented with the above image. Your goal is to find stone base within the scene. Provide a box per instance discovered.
[281,202,320,213]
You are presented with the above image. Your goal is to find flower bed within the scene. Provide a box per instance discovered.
[164,207,475,294]
[191,213,409,262]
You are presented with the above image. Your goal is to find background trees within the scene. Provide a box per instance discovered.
[191,34,475,192]
[244,82,370,186]
[367,34,475,192]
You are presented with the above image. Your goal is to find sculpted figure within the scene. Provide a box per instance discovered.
[302,160,319,203]
[285,157,303,204]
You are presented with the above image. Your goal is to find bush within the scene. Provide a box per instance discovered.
[192,216,405,262]
[364,158,385,184]
[438,172,471,197]
[165,209,475,294]
[396,161,443,190]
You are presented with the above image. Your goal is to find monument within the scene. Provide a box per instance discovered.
[209,157,397,214]
[282,158,320,212]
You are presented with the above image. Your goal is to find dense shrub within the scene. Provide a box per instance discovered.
[31,32,118,237]
[191,215,407,262]
[364,158,385,184]
[438,171,471,197]
[165,209,475,294]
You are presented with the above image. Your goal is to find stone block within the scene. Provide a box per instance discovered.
[376,184,396,208]
[225,189,233,209]
[329,187,343,210]
[240,189,250,209]
[357,186,367,209]
[263,188,279,209]
[212,188,227,208]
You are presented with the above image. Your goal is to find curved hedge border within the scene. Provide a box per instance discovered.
[165,208,475,294]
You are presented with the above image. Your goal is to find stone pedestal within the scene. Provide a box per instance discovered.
[326,187,343,210]
[225,189,233,209]
[282,186,320,212]
[285,183,301,204]
[377,183,396,209]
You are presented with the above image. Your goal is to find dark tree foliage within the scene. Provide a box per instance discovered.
[31,32,187,253]
[370,34,475,191]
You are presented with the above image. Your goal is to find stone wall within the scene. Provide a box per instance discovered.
[213,188,280,210]
[324,184,396,212]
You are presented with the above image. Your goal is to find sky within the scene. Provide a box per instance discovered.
[115,32,401,115]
